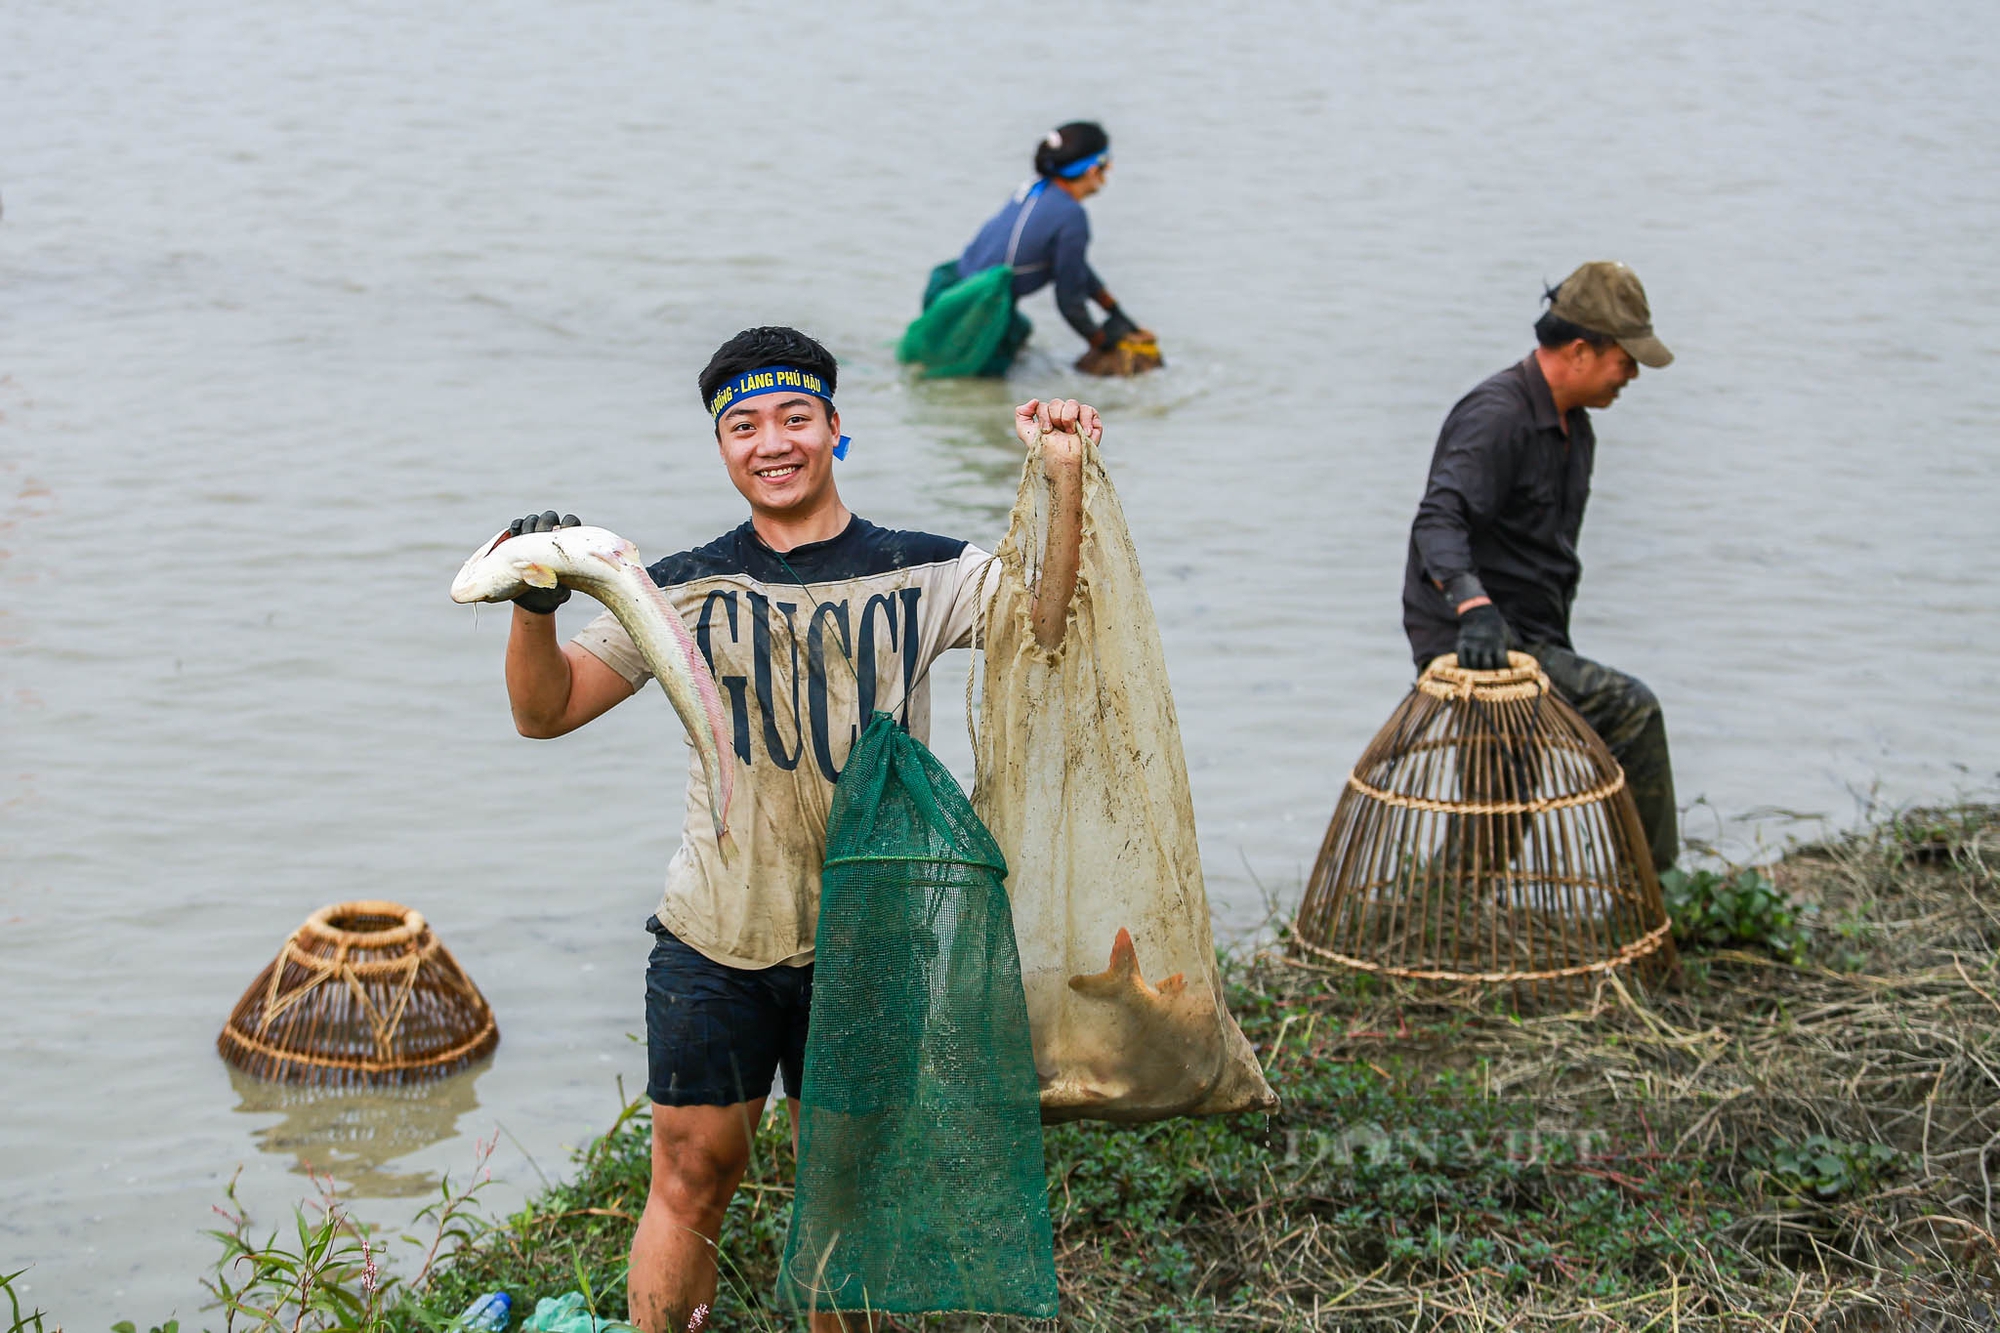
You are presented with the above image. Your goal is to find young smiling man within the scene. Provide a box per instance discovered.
[1402,261,1681,872]
[497,326,1095,1332]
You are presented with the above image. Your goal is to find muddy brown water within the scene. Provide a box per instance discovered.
[3,0,1996,1320]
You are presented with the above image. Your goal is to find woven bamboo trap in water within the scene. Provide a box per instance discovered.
[217,901,498,1086]
[1293,653,1675,1005]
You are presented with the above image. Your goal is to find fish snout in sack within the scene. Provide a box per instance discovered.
[970,429,1276,1122]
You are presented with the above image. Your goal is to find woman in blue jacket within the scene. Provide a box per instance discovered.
[902,122,1143,377]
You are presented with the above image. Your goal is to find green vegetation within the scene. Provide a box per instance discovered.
[92,804,2000,1331]
[198,1166,393,1332]
[1660,865,1812,965]
[4,1269,52,1333]
[1743,1134,1903,1205]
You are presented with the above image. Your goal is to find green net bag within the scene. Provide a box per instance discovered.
[777,712,1058,1319]
[896,262,1026,378]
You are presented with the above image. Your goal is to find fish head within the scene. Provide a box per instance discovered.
[448,525,642,604]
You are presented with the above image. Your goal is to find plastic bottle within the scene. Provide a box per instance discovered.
[453,1292,511,1332]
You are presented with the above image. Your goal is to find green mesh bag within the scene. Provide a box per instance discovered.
[896,262,1029,378]
[777,712,1058,1319]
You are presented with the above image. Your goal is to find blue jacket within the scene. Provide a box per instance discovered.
[957,180,1105,342]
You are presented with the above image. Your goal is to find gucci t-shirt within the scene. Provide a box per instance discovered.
[573,516,996,969]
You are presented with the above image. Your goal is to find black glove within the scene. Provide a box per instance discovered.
[505,510,580,614]
[1455,602,1515,671]
[1098,307,1141,346]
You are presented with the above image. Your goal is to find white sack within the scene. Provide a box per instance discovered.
[973,430,1278,1123]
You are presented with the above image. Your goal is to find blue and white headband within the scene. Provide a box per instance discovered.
[1055,150,1108,179]
[707,364,851,459]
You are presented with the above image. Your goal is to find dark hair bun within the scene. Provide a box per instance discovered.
[1032,121,1110,178]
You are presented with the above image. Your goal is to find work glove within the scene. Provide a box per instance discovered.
[504,510,580,614]
[1098,307,1141,346]
[1455,602,1515,671]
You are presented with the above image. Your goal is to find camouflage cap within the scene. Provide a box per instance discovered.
[1549,261,1673,368]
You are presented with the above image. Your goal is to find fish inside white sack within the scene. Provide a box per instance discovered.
[450,525,735,842]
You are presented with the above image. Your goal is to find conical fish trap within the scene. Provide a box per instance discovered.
[1293,653,1674,1005]
[218,901,498,1086]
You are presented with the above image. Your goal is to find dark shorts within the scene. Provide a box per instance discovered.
[644,916,813,1108]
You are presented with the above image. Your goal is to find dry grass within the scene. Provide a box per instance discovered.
[1100,801,2000,1331]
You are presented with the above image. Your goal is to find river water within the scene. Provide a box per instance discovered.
[4,0,1996,1321]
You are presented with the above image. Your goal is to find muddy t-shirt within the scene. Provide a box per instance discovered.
[573,516,996,970]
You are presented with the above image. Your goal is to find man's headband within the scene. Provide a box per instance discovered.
[707,364,850,459]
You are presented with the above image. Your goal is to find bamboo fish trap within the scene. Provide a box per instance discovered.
[1293,653,1674,1005]
[218,901,498,1086]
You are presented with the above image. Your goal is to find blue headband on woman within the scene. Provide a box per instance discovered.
[1055,150,1108,180]
[707,365,850,459]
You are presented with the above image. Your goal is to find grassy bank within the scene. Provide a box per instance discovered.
[68,804,2000,1332]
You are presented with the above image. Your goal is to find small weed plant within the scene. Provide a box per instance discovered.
[1884,805,1984,867]
[1660,866,1812,964]
[1745,1133,1902,1203]
[109,1136,499,1333]
[201,1165,391,1333]
[2,1269,51,1333]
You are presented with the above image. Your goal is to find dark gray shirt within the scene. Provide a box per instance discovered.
[1402,355,1596,668]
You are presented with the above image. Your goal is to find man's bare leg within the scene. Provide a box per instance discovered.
[785,1098,891,1333]
[628,1098,764,1333]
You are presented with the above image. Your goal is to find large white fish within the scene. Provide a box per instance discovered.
[450,525,734,841]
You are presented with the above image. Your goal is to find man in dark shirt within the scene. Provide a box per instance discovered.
[1401,261,1680,871]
